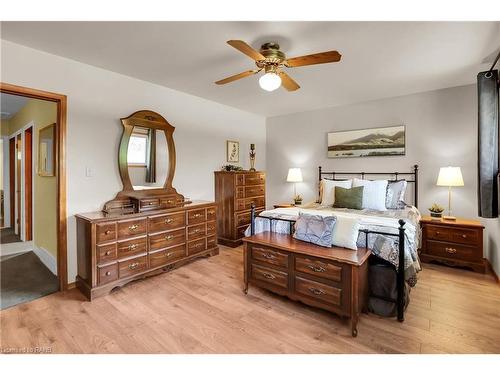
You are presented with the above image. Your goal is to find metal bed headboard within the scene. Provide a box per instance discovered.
[318,164,419,208]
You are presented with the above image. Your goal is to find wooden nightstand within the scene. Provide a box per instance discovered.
[419,216,485,273]
[273,203,296,208]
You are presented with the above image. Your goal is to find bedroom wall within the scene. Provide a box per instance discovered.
[1,40,266,282]
[266,84,499,276]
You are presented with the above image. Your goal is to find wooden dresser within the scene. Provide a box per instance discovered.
[419,216,485,272]
[214,171,266,247]
[243,232,370,337]
[76,200,218,299]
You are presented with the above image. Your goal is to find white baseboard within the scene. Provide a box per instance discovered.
[0,241,33,257]
[33,246,58,276]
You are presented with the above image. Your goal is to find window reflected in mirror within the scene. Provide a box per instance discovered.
[127,126,168,190]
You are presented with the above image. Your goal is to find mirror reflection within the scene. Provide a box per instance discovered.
[127,126,168,190]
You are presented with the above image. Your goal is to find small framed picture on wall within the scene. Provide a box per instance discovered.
[226,140,239,162]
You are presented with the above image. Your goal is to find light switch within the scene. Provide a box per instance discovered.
[85,167,93,177]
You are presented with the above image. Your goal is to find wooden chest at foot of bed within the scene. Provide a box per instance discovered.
[242,232,371,337]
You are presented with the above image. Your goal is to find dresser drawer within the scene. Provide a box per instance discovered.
[236,186,245,198]
[245,185,265,198]
[117,218,147,239]
[450,228,480,246]
[98,263,118,285]
[251,245,288,268]
[295,276,342,307]
[187,238,206,255]
[97,243,117,264]
[148,212,185,233]
[295,256,342,282]
[159,196,178,208]
[235,210,263,227]
[187,223,206,240]
[207,235,217,249]
[244,173,265,185]
[96,222,117,244]
[149,245,185,268]
[118,255,148,278]
[187,208,206,225]
[149,228,185,251]
[206,221,216,236]
[251,264,288,289]
[206,207,217,222]
[139,198,160,211]
[426,225,451,242]
[426,240,480,262]
[235,196,265,212]
[117,236,147,258]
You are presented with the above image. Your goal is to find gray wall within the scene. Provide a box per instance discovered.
[266,84,498,275]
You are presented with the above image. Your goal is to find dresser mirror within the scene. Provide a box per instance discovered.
[104,110,185,213]
[127,126,169,190]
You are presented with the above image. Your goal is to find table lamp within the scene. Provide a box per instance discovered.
[287,168,303,203]
[436,166,464,220]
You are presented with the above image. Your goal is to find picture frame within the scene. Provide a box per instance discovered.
[327,125,405,158]
[226,140,239,163]
[38,123,56,176]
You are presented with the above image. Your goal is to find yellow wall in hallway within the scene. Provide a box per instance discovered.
[8,99,58,261]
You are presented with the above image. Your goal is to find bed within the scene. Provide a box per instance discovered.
[244,165,421,321]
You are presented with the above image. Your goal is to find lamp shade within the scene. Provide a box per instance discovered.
[287,168,303,182]
[436,167,464,187]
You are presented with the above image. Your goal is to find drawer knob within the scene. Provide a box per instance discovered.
[105,251,111,256]
[208,210,215,215]
[105,230,111,235]
[128,262,140,270]
[165,235,174,241]
[192,213,203,218]
[308,265,326,273]
[193,243,203,248]
[166,252,173,258]
[308,287,326,296]
[105,271,111,276]
[263,272,276,280]
[462,234,467,239]
[148,202,153,205]
[436,231,440,235]
[128,244,139,250]
[263,253,274,259]
[128,224,139,230]
[445,247,457,254]
[165,218,174,224]
[167,200,174,204]
[191,228,201,234]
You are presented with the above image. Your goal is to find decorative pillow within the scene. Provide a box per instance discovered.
[333,186,364,210]
[352,178,388,211]
[332,216,360,250]
[386,180,408,209]
[293,213,336,248]
[320,179,352,206]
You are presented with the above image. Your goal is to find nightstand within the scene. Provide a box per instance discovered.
[273,203,297,208]
[419,216,485,273]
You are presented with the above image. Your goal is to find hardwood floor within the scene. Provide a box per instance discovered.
[1,245,499,354]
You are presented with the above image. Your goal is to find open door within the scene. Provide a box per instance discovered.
[24,126,33,241]
[9,137,15,228]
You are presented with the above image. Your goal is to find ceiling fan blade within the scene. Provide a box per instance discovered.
[215,69,260,85]
[279,71,300,91]
[227,40,265,61]
[285,50,341,67]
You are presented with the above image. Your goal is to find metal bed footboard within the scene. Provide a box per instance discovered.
[250,204,407,322]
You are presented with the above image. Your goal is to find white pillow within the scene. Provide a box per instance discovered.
[320,179,352,206]
[332,216,360,250]
[352,178,388,211]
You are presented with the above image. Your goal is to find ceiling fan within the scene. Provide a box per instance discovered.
[215,40,342,92]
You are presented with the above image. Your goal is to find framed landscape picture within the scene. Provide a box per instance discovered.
[328,125,405,158]
[226,140,240,162]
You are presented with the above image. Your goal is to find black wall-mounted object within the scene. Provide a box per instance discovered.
[477,69,499,218]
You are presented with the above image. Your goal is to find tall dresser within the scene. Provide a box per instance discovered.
[214,171,266,247]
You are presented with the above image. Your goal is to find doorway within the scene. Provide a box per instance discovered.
[0,83,67,309]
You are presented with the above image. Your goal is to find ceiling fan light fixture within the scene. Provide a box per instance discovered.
[259,72,281,92]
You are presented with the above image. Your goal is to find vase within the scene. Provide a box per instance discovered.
[249,148,256,172]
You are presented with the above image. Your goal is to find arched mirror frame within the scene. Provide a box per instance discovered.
[105,110,184,212]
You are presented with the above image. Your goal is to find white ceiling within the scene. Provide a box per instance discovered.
[0,93,29,119]
[1,21,499,117]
